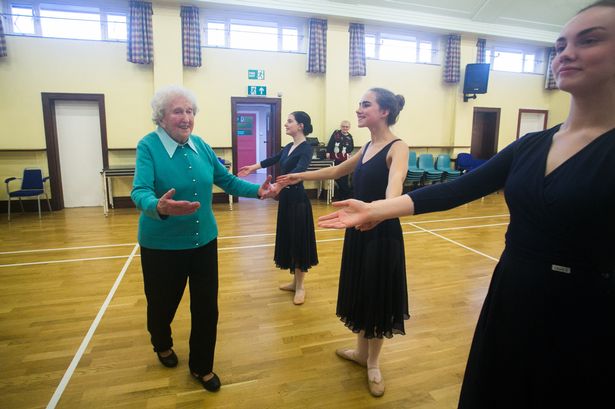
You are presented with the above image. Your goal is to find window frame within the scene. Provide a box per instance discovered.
[364,26,440,65]
[485,43,546,74]
[4,0,128,42]
[201,9,306,54]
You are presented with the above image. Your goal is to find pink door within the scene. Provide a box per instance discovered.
[236,113,256,169]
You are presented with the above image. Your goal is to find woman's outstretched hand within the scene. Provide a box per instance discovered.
[317,199,374,230]
[238,165,256,177]
[276,173,302,188]
[156,188,200,216]
[258,175,281,199]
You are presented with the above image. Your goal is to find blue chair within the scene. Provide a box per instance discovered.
[408,151,421,172]
[405,151,424,187]
[417,154,443,184]
[436,154,462,182]
[456,153,486,173]
[5,168,51,221]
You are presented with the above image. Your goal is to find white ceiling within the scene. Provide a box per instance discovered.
[185,0,594,44]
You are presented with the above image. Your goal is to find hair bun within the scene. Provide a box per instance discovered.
[291,111,313,136]
[396,94,406,111]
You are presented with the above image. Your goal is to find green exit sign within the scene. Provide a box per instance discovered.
[247,86,267,96]
[248,69,265,80]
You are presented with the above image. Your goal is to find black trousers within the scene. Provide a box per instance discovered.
[140,239,218,375]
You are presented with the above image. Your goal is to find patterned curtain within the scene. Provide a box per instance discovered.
[544,47,558,90]
[127,1,153,64]
[476,38,486,63]
[348,23,366,76]
[307,18,327,73]
[181,6,201,67]
[0,15,7,57]
[443,34,461,83]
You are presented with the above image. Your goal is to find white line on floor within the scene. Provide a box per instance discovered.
[0,222,509,267]
[409,222,499,262]
[0,214,509,255]
[45,243,140,409]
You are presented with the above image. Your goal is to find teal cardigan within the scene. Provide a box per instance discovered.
[131,130,260,250]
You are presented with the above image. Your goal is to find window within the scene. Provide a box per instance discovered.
[203,11,305,53]
[207,22,225,47]
[11,4,35,34]
[364,27,439,64]
[106,14,126,41]
[380,37,416,63]
[485,44,545,74]
[4,1,127,41]
[230,23,277,51]
[40,6,101,40]
[365,34,376,58]
[281,28,299,52]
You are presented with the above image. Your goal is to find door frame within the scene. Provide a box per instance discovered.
[471,107,501,160]
[42,93,108,210]
[230,97,281,180]
[516,109,548,139]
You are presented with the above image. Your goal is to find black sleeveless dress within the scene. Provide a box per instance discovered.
[337,139,410,338]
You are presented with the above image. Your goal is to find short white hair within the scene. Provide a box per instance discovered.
[151,85,199,125]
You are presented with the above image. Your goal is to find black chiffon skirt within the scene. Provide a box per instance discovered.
[273,185,318,273]
[337,218,409,338]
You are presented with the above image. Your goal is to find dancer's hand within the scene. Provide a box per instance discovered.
[276,173,302,187]
[157,188,200,216]
[238,164,257,177]
[258,175,281,199]
[317,199,372,229]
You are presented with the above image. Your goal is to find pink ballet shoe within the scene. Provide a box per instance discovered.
[367,367,385,397]
[293,288,305,305]
[335,348,367,367]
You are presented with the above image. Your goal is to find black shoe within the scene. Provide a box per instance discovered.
[192,372,221,392]
[156,349,178,368]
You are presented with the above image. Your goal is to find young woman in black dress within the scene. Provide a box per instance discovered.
[278,88,410,397]
[239,111,318,305]
[318,2,615,407]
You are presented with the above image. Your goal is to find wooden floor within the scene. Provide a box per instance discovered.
[0,194,508,409]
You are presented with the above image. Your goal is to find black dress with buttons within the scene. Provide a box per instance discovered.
[409,125,615,409]
[260,141,318,272]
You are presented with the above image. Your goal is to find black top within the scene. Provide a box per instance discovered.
[409,125,615,272]
[260,141,312,176]
[354,139,400,202]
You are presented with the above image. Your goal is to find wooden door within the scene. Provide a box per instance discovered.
[236,113,257,170]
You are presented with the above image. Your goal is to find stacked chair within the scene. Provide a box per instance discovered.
[436,154,462,182]
[404,151,424,188]
[417,154,444,184]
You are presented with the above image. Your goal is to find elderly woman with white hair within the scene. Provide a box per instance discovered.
[131,85,278,392]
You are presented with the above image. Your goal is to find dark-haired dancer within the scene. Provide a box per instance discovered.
[239,111,318,305]
[278,89,410,397]
[317,2,615,407]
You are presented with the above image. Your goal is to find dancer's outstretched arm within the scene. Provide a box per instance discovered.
[317,195,415,230]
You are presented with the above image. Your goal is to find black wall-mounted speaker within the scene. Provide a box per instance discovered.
[463,63,490,94]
